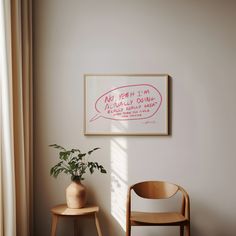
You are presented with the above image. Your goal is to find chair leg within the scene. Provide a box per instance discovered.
[126,221,131,236]
[185,223,190,236]
[180,225,184,236]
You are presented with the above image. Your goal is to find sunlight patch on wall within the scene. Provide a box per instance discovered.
[110,138,128,231]
[110,121,128,133]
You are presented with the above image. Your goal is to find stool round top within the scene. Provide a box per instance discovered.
[51,204,99,216]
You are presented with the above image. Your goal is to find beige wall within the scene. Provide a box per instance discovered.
[33,1,236,235]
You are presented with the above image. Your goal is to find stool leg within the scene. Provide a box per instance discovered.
[74,218,79,236]
[51,214,58,236]
[94,213,102,236]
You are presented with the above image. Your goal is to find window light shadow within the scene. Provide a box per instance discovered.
[110,137,128,231]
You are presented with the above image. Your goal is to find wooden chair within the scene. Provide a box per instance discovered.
[126,181,190,236]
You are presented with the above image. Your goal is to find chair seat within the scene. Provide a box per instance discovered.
[131,211,187,225]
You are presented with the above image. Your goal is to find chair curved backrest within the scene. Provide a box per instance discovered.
[126,180,190,236]
[131,181,179,199]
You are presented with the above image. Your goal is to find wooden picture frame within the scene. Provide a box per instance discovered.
[84,74,169,136]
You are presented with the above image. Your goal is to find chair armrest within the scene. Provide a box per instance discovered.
[179,186,190,220]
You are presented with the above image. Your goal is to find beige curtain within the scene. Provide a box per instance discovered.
[0,0,33,235]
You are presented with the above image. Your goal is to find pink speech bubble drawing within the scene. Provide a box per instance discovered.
[90,84,162,122]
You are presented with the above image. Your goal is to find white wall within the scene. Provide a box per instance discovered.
[33,1,236,235]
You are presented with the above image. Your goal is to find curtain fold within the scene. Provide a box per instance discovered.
[1,0,33,235]
[11,0,33,235]
[1,0,16,235]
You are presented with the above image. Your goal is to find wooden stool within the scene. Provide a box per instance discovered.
[50,204,103,236]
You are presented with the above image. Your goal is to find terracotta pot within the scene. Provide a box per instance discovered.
[66,180,87,208]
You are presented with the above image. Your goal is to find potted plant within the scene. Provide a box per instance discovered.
[49,144,107,208]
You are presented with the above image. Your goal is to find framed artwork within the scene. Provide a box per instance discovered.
[84,74,169,136]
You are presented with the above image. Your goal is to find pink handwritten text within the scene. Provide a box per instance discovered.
[90,84,162,122]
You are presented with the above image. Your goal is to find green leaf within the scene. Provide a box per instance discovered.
[88,147,100,155]
[59,151,70,161]
[71,149,81,153]
[57,161,63,166]
[49,144,106,180]
[89,167,94,174]
[50,167,54,176]
[49,144,66,150]
[78,153,86,159]
[100,168,107,174]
